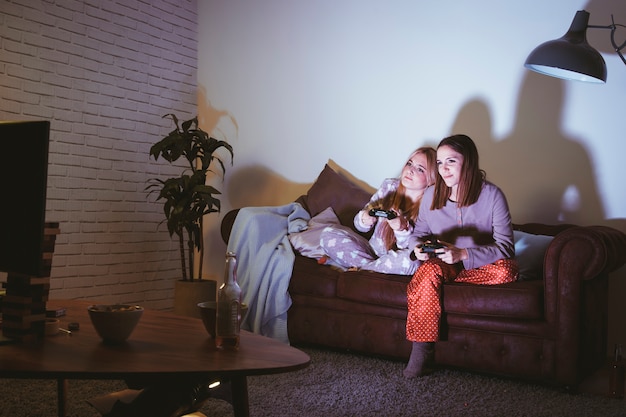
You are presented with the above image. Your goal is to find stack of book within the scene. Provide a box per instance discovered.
[1,222,60,342]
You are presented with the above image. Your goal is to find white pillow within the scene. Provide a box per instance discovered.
[288,207,341,259]
[514,230,554,281]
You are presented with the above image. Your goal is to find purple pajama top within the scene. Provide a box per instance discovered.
[412,181,515,270]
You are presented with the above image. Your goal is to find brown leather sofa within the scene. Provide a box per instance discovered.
[221,164,626,387]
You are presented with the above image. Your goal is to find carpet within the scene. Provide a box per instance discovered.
[1,346,625,417]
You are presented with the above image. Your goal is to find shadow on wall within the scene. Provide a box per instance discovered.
[198,86,239,141]
[451,0,626,232]
[226,165,310,209]
[197,86,240,279]
[225,159,376,210]
[451,71,607,227]
[584,0,626,241]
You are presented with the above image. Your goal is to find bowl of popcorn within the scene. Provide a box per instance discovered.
[87,304,144,344]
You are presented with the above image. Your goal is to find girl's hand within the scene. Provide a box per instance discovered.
[412,245,431,262]
[387,211,408,231]
[436,242,468,265]
[413,241,467,264]
[361,210,377,228]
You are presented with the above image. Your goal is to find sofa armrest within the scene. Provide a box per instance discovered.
[544,225,626,339]
[220,209,240,245]
[544,225,626,383]
[545,225,626,287]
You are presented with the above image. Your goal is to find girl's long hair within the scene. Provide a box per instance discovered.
[379,146,436,250]
[431,134,485,210]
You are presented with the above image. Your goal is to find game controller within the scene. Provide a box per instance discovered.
[368,208,397,220]
[420,241,445,253]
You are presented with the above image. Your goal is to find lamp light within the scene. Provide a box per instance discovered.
[524,10,626,83]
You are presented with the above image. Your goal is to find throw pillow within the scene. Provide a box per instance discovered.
[288,207,341,259]
[304,164,372,227]
[514,230,554,281]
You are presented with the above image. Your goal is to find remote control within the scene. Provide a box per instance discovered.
[368,208,397,220]
[420,242,445,253]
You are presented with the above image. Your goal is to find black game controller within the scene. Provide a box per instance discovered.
[368,208,397,220]
[420,241,445,253]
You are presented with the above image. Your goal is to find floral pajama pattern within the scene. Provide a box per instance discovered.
[406,257,518,342]
[320,226,419,275]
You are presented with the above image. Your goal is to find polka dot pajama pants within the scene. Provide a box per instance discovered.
[406,257,519,342]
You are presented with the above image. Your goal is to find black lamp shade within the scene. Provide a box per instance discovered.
[525,10,607,83]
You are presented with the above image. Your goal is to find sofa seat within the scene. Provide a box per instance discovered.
[289,257,409,321]
[443,280,544,319]
[287,257,550,354]
[290,257,544,321]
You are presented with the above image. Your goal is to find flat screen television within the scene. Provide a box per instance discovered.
[0,120,50,277]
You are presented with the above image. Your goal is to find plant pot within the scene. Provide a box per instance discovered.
[173,279,217,318]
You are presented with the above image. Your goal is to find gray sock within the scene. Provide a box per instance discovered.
[403,342,433,378]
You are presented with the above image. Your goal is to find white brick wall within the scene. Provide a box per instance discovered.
[0,0,198,310]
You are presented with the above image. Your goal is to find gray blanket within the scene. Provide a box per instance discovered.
[226,202,310,343]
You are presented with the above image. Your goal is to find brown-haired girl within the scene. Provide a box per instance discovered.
[403,134,519,378]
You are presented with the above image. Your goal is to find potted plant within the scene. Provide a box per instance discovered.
[147,114,234,286]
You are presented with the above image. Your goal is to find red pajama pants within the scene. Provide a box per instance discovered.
[406,258,518,342]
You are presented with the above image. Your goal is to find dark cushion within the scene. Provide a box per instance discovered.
[336,270,410,308]
[289,256,339,298]
[442,280,544,319]
[302,164,372,227]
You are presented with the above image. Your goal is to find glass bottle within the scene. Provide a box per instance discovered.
[609,344,624,398]
[215,251,241,350]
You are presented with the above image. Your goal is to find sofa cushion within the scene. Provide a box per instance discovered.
[289,256,339,298]
[303,164,372,227]
[514,230,553,281]
[336,270,410,308]
[442,280,544,319]
[332,269,544,320]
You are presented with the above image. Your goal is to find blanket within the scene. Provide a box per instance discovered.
[226,202,310,344]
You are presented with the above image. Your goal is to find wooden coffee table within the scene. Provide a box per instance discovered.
[0,299,310,417]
